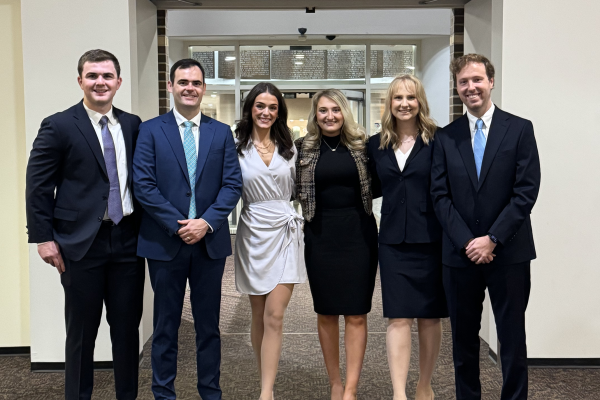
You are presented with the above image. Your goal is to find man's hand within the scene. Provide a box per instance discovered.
[38,241,65,274]
[465,236,496,265]
[177,219,209,245]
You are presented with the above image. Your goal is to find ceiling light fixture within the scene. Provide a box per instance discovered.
[225,56,236,61]
[211,94,217,97]
[295,61,304,65]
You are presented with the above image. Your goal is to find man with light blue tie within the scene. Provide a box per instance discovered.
[431,54,541,400]
[133,59,242,400]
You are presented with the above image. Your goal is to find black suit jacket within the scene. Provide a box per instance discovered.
[431,107,541,267]
[368,133,442,244]
[26,101,142,261]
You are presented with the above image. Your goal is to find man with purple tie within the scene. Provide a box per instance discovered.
[26,50,145,400]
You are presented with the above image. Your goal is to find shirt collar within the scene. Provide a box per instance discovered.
[467,102,495,130]
[83,102,117,126]
[173,107,202,128]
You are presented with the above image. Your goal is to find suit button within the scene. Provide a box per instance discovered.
[186,192,191,197]
[97,217,102,221]
[400,198,405,204]
[399,177,404,182]
[476,219,480,224]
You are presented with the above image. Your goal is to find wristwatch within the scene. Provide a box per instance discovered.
[487,233,498,244]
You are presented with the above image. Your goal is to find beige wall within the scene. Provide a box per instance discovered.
[0,0,29,348]
[21,0,158,362]
[502,0,600,358]
[466,0,600,358]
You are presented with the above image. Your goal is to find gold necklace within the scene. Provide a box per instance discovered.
[321,137,341,152]
[399,130,419,144]
[253,141,274,155]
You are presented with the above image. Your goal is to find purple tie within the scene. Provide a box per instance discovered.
[99,116,123,224]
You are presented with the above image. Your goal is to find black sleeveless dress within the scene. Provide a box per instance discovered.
[303,135,378,315]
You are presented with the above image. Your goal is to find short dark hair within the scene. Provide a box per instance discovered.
[450,53,495,82]
[78,49,121,77]
[170,58,206,83]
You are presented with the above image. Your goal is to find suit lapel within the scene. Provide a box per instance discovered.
[477,108,510,190]
[386,145,401,175]
[73,101,107,177]
[113,107,133,188]
[161,111,191,185]
[195,114,215,184]
[403,134,424,170]
[454,114,479,189]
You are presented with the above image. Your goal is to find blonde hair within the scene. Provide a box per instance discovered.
[304,89,367,151]
[379,75,437,149]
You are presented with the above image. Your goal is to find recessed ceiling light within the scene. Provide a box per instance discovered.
[208,104,213,107]
[299,119,304,121]
[211,94,217,97]
[295,54,305,59]
[290,120,295,122]
[295,61,304,65]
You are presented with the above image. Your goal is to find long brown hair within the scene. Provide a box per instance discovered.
[234,82,294,160]
[379,75,437,149]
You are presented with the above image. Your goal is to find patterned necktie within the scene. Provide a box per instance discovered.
[183,121,197,219]
[474,118,487,179]
[99,116,123,224]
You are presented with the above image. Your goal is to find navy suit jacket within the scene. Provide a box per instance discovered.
[431,107,541,267]
[133,111,242,261]
[26,101,142,261]
[368,133,442,244]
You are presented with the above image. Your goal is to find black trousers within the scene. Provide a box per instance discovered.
[443,261,531,400]
[60,217,145,400]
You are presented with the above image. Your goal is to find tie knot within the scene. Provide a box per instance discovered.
[183,121,194,128]
[99,115,109,127]
[476,119,484,130]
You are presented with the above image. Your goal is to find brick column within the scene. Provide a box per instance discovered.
[450,7,464,121]
[157,10,170,115]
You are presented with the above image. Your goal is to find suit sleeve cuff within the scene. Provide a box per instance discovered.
[200,218,214,233]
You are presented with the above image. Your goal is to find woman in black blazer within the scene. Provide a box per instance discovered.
[368,75,447,400]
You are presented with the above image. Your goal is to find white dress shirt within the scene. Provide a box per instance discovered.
[172,107,213,232]
[466,103,495,149]
[173,107,201,154]
[83,103,133,219]
[394,145,414,172]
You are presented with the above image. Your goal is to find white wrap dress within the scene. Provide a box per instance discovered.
[234,142,307,295]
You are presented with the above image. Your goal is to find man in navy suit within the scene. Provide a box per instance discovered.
[26,50,145,400]
[431,54,541,400]
[133,59,242,400]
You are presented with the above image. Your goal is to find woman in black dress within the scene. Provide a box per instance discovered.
[295,89,378,400]
[368,75,447,400]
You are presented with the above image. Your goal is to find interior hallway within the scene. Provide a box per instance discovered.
[1,236,598,399]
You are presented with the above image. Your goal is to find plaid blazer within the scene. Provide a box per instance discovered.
[294,136,373,222]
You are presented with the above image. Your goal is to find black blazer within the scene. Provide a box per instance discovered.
[26,101,142,261]
[368,132,442,244]
[431,107,541,267]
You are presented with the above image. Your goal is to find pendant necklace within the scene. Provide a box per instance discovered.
[321,136,341,152]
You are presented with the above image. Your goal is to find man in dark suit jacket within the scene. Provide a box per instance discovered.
[133,59,242,400]
[431,54,541,400]
[26,50,145,400]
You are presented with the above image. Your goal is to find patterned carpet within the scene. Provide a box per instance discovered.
[1,236,599,399]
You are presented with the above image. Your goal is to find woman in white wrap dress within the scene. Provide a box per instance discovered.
[234,82,306,400]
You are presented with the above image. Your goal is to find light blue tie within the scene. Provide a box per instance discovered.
[474,118,487,179]
[183,121,197,219]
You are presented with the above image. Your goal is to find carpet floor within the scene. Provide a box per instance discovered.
[1,237,598,399]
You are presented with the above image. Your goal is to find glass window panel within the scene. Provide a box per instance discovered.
[189,45,235,85]
[240,45,366,85]
[370,44,417,84]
